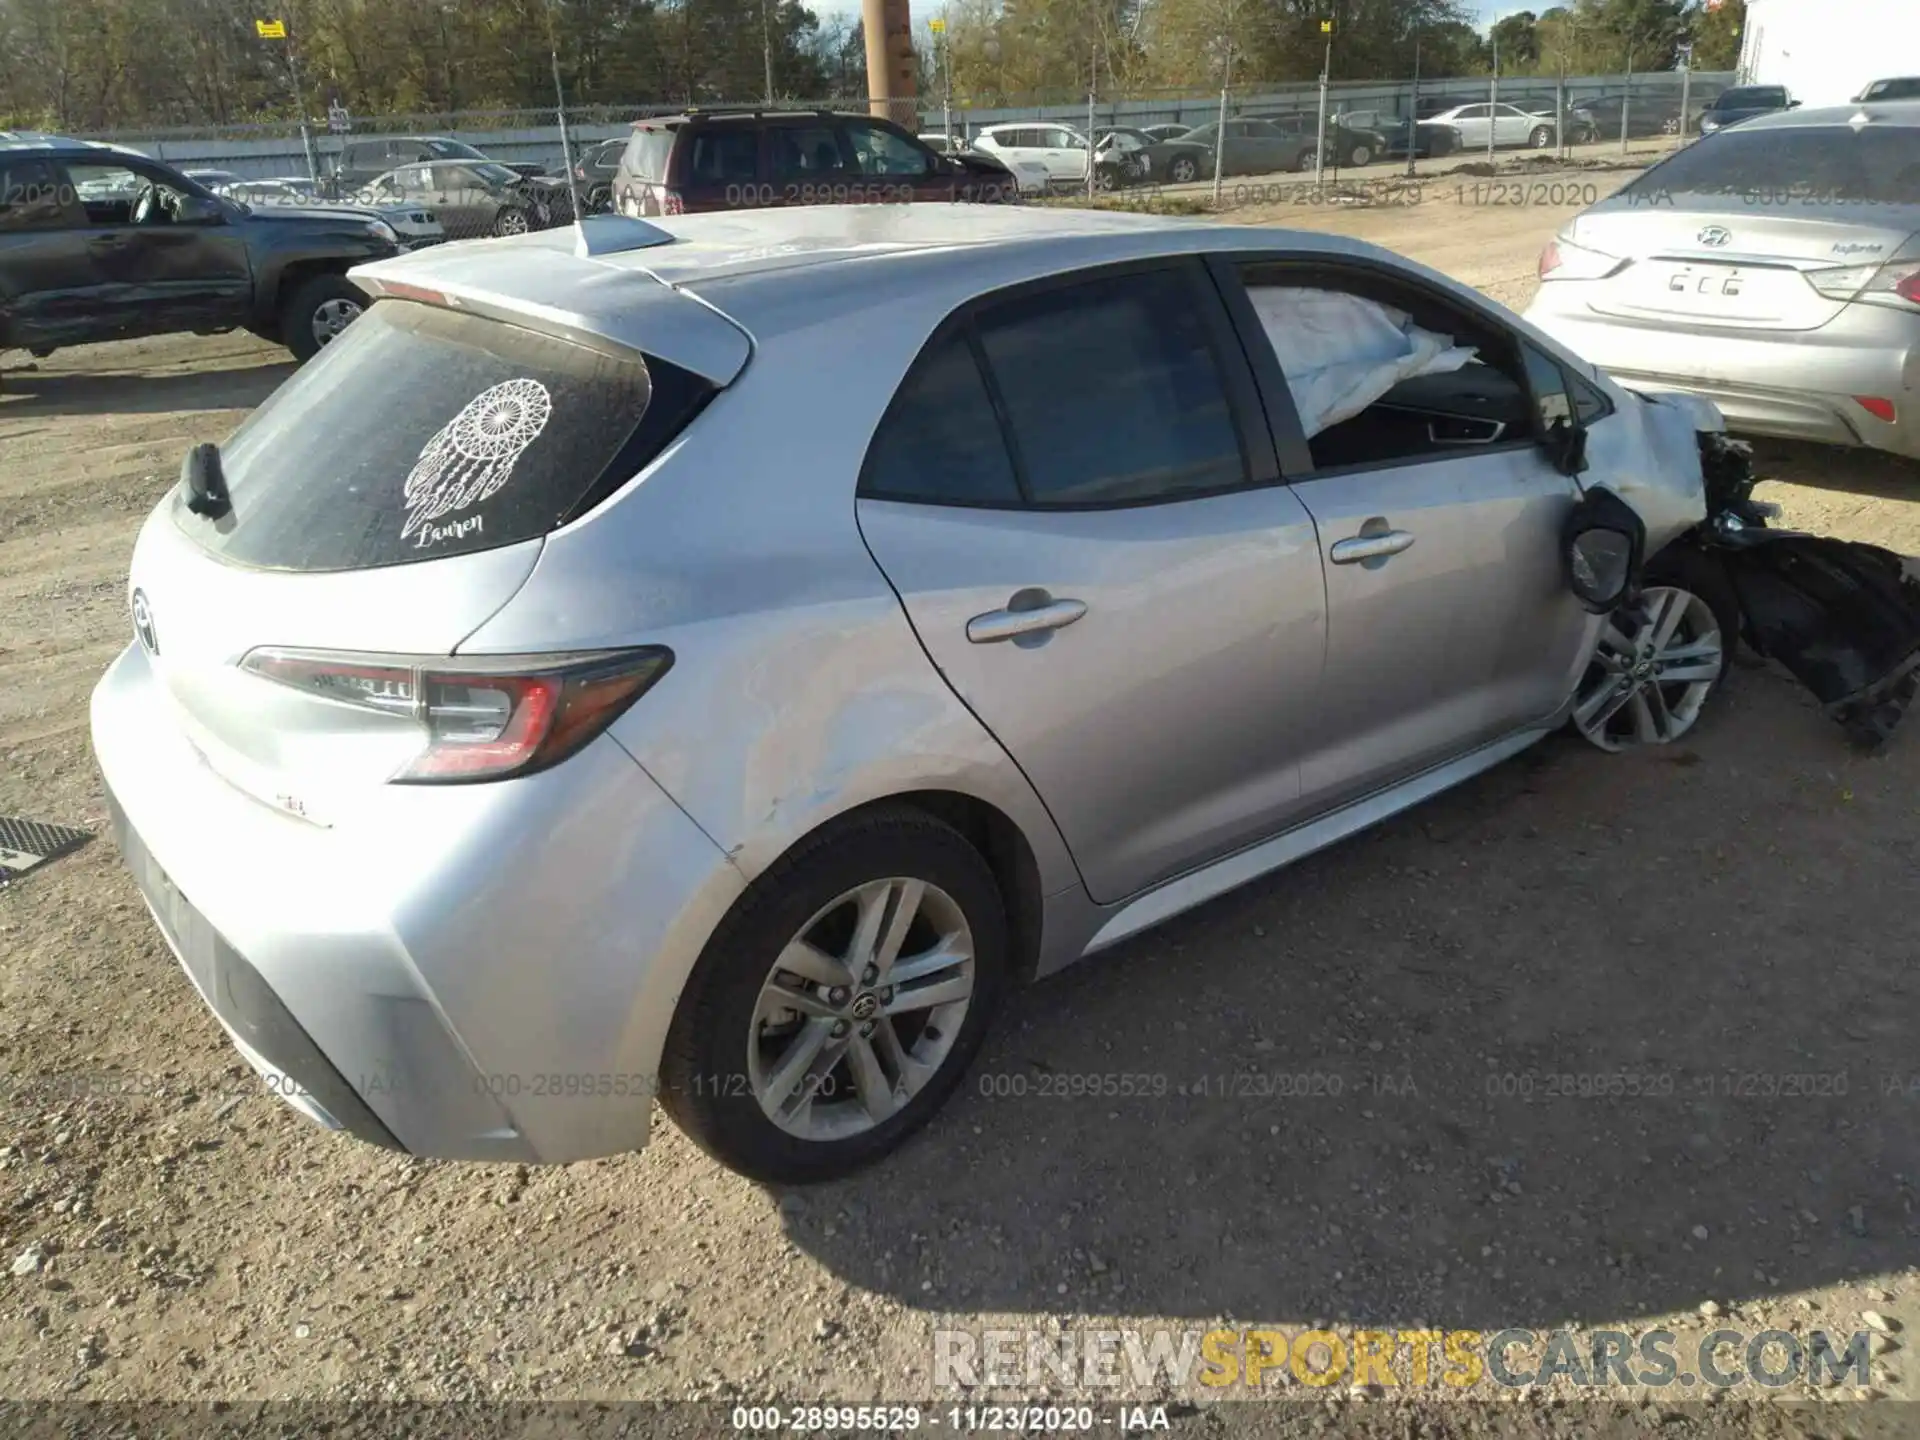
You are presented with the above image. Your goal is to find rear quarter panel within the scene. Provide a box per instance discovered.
[451,283,1082,904]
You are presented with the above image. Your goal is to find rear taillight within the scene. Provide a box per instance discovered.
[239,647,672,784]
[661,188,685,216]
[1538,233,1624,281]
[1808,258,1920,306]
[1855,396,1898,424]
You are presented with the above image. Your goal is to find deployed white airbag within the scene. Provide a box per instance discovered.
[1248,286,1479,438]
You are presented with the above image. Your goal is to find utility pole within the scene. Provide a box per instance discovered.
[1486,25,1498,164]
[1314,16,1332,184]
[930,16,950,142]
[1676,40,1693,148]
[1621,43,1633,154]
[1406,25,1420,179]
[255,19,319,181]
[1086,45,1097,200]
[1211,0,1234,206]
[762,0,775,104]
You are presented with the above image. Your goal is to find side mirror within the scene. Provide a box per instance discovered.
[176,194,227,225]
[1563,485,1645,614]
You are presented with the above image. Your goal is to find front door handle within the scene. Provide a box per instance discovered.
[966,595,1088,644]
[1330,529,1416,564]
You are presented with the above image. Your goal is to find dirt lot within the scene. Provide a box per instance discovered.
[4,165,1920,1430]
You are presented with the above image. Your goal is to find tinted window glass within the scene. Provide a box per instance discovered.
[975,270,1244,506]
[1522,344,1574,432]
[845,122,930,177]
[770,125,847,180]
[1719,87,1787,108]
[1619,126,1920,204]
[689,129,761,184]
[176,302,663,572]
[861,334,1021,506]
[0,159,68,230]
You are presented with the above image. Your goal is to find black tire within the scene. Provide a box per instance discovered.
[1095,166,1119,192]
[1293,147,1318,172]
[278,273,366,363]
[1349,143,1374,167]
[492,206,530,237]
[1168,155,1199,183]
[660,805,1008,1184]
[1530,124,1554,149]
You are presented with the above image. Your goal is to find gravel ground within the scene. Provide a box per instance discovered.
[3,162,1919,1436]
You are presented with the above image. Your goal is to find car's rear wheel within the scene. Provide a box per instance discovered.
[1168,155,1199,183]
[1570,546,1740,752]
[1530,124,1555,149]
[280,274,365,362]
[660,805,1007,1183]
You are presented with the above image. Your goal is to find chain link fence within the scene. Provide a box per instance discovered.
[78,68,1731,244]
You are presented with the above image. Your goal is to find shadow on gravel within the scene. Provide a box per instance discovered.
[780,670,1920,1333]
[1751,439,1920,503]
[0,359,294,417]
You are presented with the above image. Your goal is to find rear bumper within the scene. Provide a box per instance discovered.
[1527,296,1920,460]
[91,641,745,1163]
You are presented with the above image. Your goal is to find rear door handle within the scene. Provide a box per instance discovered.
[966,596,1088,644]
[1330,530,1416,564]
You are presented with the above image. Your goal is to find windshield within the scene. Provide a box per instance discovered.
[177,301,655,572]
[1617,125,1920,205]
[425,139,487,160]
[471,162,521,186]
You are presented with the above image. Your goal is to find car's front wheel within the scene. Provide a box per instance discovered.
[1570,546,1740,752]
[1349,143,1374,167]
[1530,124,1555,149]
[492,207,530,236]
[280,273,365,362]
[1167,155,1199,183]
[660,805,1007,1183]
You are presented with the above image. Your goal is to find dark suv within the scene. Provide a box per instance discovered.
[609,109,1021,216]
[0,137,399,362]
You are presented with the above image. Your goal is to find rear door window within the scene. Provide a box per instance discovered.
[972,269,1247,506]
[0,159,70,231]
[688,129,762,185]
[176,302,687,571]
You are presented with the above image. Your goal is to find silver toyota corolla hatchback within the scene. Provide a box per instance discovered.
[1527,101,1920,460]
[94,206,1719,1182]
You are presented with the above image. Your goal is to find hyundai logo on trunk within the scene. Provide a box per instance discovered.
[1697,225,1732,247]
[130,589,158,655]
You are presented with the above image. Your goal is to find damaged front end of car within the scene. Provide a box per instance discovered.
[1637,432,1920,749]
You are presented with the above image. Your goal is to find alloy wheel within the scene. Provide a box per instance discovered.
[310,297,362,349]
[747,878,975,1142]
[1572,585,1725,752]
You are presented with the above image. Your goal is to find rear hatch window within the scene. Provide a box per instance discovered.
[623,129,677,182]
[176,300,668,572]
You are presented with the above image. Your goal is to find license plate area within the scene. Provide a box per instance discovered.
[1621,261,1791,323]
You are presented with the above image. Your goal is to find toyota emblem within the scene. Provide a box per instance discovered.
[1697,225,1732,247]
[130,589,158,655]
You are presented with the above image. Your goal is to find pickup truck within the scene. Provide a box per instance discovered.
[0,136,400,365]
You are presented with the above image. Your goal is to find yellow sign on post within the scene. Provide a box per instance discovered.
[928,17,945,32]
[255,18,286,38]
[1320,19,1333,33]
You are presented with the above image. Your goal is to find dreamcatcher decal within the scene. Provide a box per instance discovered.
[401,377,554,539]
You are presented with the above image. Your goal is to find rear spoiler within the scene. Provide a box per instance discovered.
[350,221,750,386]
